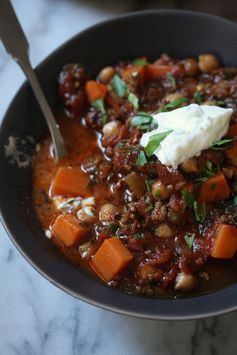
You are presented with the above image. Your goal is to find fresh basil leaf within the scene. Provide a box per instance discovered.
[184,233,195,249]
[133,58,148,67]
[193,201,206,223]
[128,92,139,110]
[166,73,176,88]
[111,74,127,97]
[182,190,195,210]
[136,150,147,166]
[194,91,203,104]
[161,97,188,112]
[211,138,233,150]
[144,130,173,157]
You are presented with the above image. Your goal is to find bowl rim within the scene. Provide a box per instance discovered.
[1,9,237,320]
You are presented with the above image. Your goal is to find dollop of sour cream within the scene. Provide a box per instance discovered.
[140,104,233,169]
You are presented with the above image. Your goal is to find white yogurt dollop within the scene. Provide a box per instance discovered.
[140,104,233,169]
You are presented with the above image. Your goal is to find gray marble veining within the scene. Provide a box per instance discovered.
[1,1,237,354]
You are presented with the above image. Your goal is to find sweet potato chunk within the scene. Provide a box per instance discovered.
[90,237,133,282]
[52,214,87,247]
[211,224,237,259]
[51,166,90,197]
[198,173,230,203]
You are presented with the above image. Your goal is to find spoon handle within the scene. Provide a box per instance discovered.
[0,0,66,160]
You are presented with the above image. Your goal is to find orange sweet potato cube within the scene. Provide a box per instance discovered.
[90,237,133,282]
[52,214,87,247]
[51,166,90,197]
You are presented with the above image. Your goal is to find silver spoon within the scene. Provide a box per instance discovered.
[0,0,66,160]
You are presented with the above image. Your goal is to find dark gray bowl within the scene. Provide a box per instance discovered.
[1,10,237,320]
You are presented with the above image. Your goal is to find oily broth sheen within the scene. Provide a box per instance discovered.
[32,115,104,268]
[32,113,237,298]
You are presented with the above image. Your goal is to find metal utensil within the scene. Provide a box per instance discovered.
[0,0,66,160]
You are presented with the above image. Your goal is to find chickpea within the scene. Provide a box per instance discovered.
[156,223,174,238]
[182,58,199,76]
[151,180,169,200]
[174,272,198,291]
[102,121,121,137]
[124,173,147,197]
[99,66,115,83]
[180,157,198,173]
[198,54,219,73]
[99,203,118,221]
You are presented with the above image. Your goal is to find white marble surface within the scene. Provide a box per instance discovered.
[1,1,237,354]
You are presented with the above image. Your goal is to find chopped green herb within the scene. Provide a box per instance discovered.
[154,227,159,236]
[194,91,203,104]
[161,97,188,112]
[109,224,119,234]
[193,201,206,223]
[92,98,107,124]
[233,196,237,206]
[111,74,128,97]
[206,160,212,171]
[211,138,233,150]
[155,190,161,198]
[133,58,148,67]
[92,98,106,114]
[145,202,153,212]
[196,160,218,182]
[216,100,225,106]
[144,130,173,157]
[181,190,195,210]
[210,183,217,191]
[131,113,152,127]
[128,92,139,110]
[145,196,153,212]
[131,112,156,132]
[116,141,126,148]
[134,232,145,240]
[136,150,147,166]
[145,180,151,193]
[184,233,195,249]
[131,115,152,128]
[166,73,176,88]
